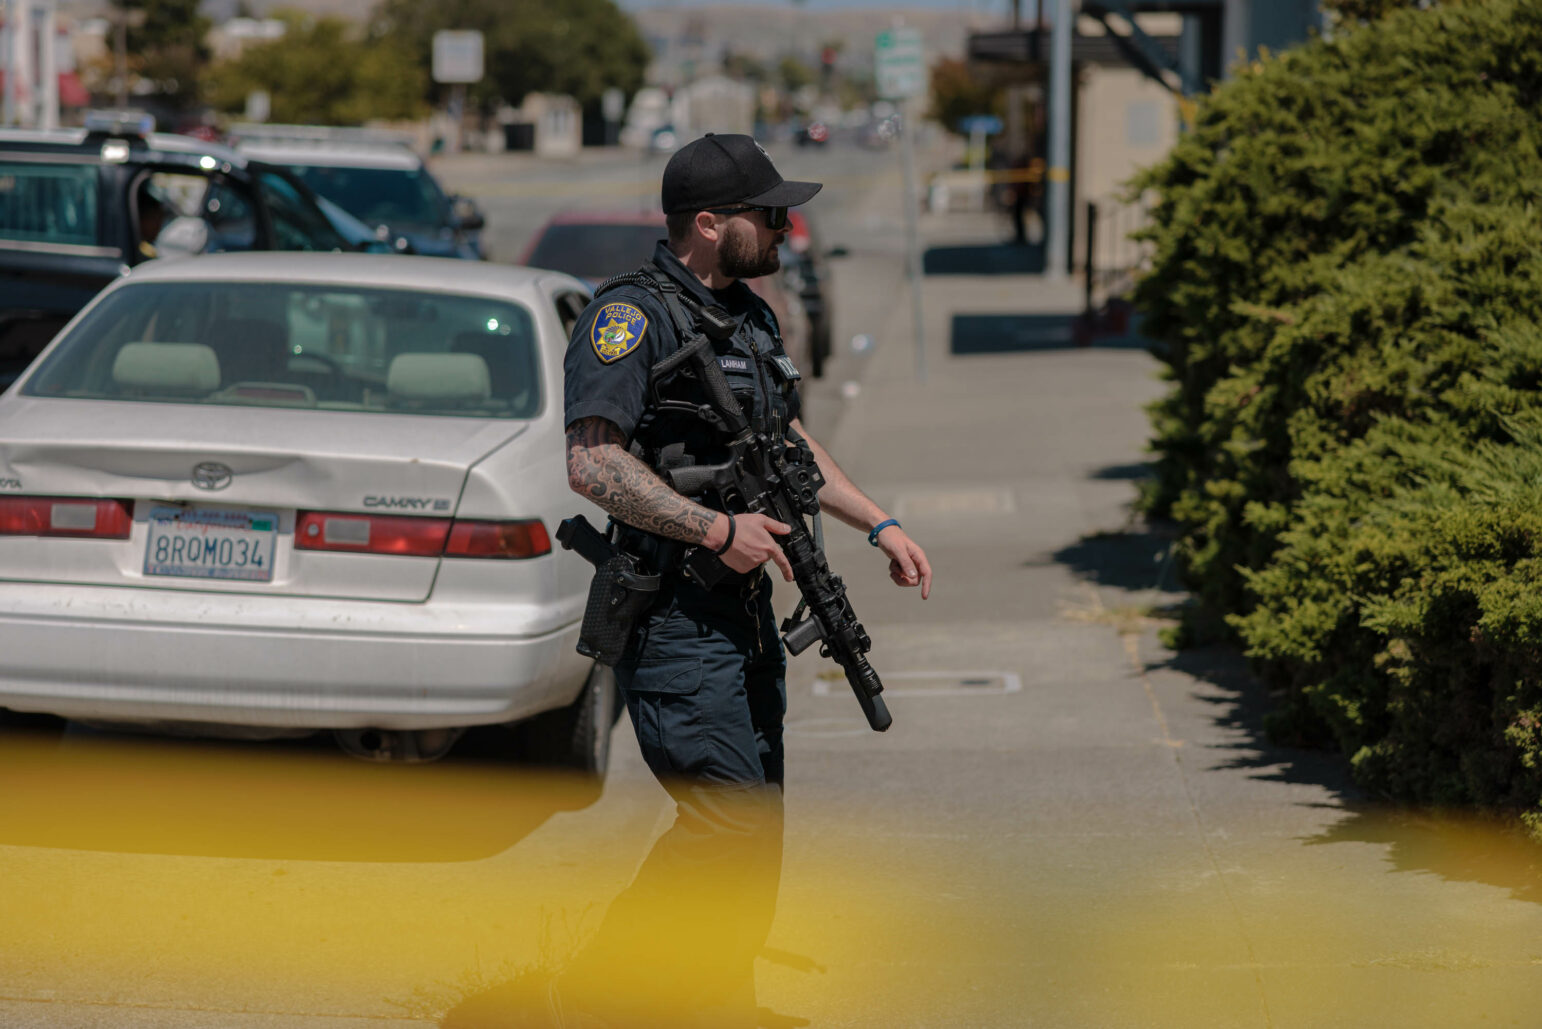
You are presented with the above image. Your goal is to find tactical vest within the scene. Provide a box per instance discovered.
[595,261,800,504]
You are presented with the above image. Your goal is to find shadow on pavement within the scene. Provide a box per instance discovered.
[1160,616,1542,906]
[950,313,1158,355]
[0,722,595,862]
[923,241,1045,276]
[1089,460,1153,480]
[951,313,1075,355]
[1052,503,1542,906]
[1163,644,1359,795]
[1304,806,1542,907]
[1051,522,1175,594]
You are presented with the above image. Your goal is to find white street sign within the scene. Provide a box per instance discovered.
[432,30,484,85]
[875,27,925,100]
[245,89,271,123]
[602,86,626,123]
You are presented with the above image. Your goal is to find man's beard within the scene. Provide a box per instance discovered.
[717,222,781,279]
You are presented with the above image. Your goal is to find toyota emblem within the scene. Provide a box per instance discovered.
[191,461,234,491]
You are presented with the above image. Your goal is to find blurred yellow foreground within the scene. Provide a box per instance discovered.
[1,726,1540,1028]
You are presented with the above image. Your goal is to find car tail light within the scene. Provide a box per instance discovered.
[0,496,132,539]
[294,512,550,559]
[445,519,551,559]
[295,512,451,557]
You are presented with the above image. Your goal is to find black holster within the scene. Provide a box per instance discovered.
[557,516,662,666]
[579,554,660,665]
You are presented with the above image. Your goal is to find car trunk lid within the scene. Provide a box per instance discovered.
[0,397,526,601]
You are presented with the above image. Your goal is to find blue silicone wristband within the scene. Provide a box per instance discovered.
[868,518,901,546]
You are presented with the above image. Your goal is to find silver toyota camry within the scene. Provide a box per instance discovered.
[0,253,614,769]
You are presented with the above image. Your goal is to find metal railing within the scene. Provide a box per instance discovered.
[1084,193,1154,318]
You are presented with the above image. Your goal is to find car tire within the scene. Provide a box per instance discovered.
[0,708,67,739]
[514,662,620,776]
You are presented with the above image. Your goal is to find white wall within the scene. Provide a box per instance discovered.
[1073,64,1178,267]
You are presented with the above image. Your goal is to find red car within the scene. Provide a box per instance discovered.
[519,210,812,375]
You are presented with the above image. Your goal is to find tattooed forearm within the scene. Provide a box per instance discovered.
[565,418,718,543]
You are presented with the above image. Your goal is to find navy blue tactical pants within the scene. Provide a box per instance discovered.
[615,572,786,789]
[580,574,784,1025]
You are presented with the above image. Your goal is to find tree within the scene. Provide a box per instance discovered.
[778,56,815,94]
[203,13,426,125]
[1131,0,1542,831]
[122,0,211,109]
[373,0,651,116]
[1323,0,1429,24]
[722,50,768,83]
[929,58,1002,136]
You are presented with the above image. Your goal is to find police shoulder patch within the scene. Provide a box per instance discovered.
[591,302,648,363]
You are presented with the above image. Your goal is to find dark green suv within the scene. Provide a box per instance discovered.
[0,115,374,390]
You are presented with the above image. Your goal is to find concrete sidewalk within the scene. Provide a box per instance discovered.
[763,212,1542,1026]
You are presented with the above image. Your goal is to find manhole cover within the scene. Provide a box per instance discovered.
[783,717,870,739]
[811,671,1021,698]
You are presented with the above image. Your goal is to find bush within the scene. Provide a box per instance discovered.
[1133,0,1542,834]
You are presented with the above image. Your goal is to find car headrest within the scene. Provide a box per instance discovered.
[386,352,491,402]
[112,342,221,392]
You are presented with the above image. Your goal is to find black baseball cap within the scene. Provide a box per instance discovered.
[661,133,822,214]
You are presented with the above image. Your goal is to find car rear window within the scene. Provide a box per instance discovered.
[291,165,448,229]
[525,223,664,282]
[0,161,99,246]
[256,172,350,252]
[23,280,541,419]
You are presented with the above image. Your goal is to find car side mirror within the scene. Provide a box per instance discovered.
[452,196,486,232]
[826,245,850,259]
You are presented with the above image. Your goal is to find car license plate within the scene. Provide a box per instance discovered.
[144,505,277,582]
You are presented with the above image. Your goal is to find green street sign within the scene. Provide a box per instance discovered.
[875,27,925,100]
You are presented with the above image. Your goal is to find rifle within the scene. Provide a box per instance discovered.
[649,330,893,733]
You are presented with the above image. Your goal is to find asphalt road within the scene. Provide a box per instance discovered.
[3,140,1541,1028]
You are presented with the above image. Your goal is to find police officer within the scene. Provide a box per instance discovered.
[563,132,931,793]
[565,132,931,792]
[557,133,931,1026]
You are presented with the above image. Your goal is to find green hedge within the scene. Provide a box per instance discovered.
[1133,0,1542,834]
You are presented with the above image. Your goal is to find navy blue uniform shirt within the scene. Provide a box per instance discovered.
[563,241,801,448]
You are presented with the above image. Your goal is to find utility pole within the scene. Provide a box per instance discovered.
[1045,0,1072,279]
[39,0,56,130]
[900,92,925,382]
[876,24,927,382]
[115,0,128,108]
[13,0,31,127]
[2,0,14,127]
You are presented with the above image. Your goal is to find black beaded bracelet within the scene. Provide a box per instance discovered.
[713,514,737,556]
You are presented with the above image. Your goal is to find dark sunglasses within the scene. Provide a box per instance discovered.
[705,205,789,231]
